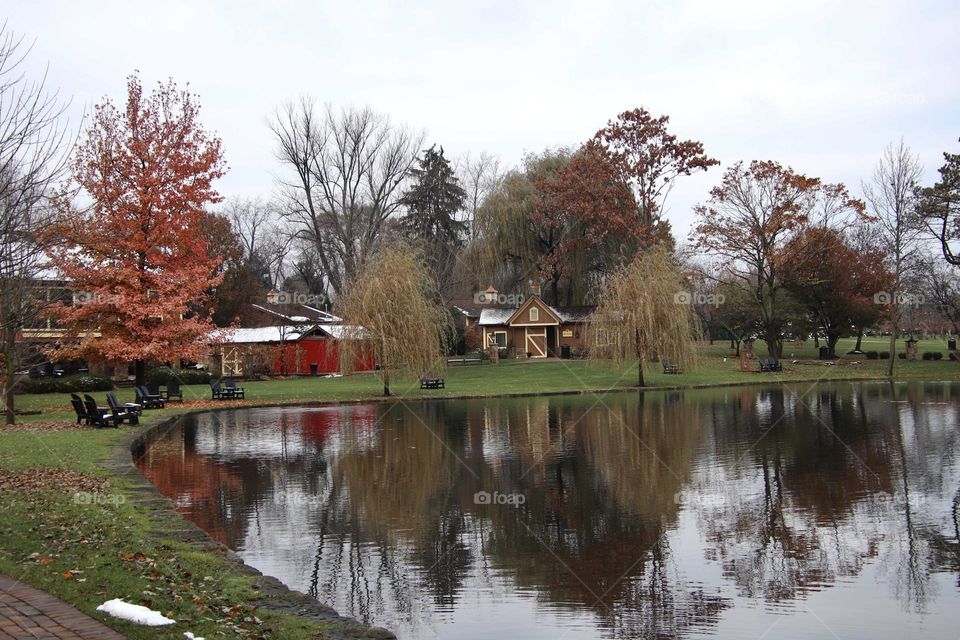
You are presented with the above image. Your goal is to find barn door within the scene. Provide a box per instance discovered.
[222,345,244,376]
[525,328,547,358]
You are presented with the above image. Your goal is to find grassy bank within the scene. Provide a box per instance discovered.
[1,342,958,639]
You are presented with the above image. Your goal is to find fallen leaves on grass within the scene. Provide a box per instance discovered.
[0,468,108,494]
[0,421,90,432]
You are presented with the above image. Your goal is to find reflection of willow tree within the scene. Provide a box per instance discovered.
[317,402,471,621]
[480,392,728,638]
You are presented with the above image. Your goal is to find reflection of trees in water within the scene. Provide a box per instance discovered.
[139,385,960,638]
[695,383,960,613]
[311,393,730,638]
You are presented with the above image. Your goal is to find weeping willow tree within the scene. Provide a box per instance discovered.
[588,248,700,386]
[337,244,451,396]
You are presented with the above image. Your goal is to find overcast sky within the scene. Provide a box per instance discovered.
[7,0,959,240]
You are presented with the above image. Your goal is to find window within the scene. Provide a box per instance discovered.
[529,307,539,322]
[489,331,507,348]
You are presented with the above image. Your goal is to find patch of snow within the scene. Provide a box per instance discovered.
[184,633,206,640]
[96,599,175,626]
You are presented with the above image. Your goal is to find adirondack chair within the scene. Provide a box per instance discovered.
[210,380,231,400]
[82,395,121,428]
[136,386,165,409]
[106,393,139,425]
[758,357,770,372]
[165,379,184,402]
[768,356,783,372]
[70,393,91,425]
[223,378,245,399]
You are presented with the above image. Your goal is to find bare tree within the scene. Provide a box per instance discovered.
[270,100,424,296]
[222,196,291,289]
[0,24,72,424]
[862,140,923,377]
[458,151,502,240]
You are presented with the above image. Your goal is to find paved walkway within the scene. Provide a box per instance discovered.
[0,574,125,639]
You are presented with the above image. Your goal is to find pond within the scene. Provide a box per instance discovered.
[134,382,960,639]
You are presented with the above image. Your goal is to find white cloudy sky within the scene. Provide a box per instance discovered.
[7,0,959,240]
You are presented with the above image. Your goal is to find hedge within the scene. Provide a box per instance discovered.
[146,367,211,385]
[17,374,113,395]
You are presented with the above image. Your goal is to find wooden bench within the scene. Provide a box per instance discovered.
[447,357,484,366]
[420,377,445,389]
[662,358,682,374]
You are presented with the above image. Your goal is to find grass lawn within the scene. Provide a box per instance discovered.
[1,339,958,639]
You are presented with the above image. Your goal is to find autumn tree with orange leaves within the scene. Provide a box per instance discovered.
[690,161,868,359]
[46,75,226,385]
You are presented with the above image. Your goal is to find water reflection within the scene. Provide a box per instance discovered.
[134,383,960,639]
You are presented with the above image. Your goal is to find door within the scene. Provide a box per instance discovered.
[525,328,547,358]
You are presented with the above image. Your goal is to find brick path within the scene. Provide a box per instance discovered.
[0,574,125,639]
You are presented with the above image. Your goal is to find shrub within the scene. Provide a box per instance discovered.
[879,351,890,359]
[865,351,879,360]
[898,353,906,360]
[933,352,944,361]
[146,367,211,385]
[18,374,113,395]
[922,352,935,360]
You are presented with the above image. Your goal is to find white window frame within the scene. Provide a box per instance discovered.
[529,307,539,322]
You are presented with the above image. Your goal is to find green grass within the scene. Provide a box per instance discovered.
[2,340,959,638]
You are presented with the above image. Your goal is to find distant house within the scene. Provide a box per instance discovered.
[473,286,594,359]
[213,303,374,376]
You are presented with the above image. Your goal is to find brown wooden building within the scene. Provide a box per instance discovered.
[477,294,593,358]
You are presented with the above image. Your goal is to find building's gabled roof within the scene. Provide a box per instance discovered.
[478,296,595,326]
[478,307,517,326]
[218,325,314,344]
[250,303,341,325]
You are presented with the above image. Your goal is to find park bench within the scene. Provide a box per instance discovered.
[447,356,484,366]
[662,357,682,374]
[420,377,445,390]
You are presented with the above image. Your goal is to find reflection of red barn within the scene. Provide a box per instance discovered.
[214,304,373,377]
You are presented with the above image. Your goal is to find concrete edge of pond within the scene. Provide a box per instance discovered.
[103,409,398,640]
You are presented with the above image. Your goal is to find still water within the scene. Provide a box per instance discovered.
[135,382,960,639]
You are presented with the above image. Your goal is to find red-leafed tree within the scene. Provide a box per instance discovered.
[780,227,891,357]
[532,142,639,304]
[45,74,226,385]
[690,160,867,358]
[593,107,718,244]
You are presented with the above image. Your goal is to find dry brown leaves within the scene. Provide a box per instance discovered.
[0,421,90,433]
[0,468,108,494]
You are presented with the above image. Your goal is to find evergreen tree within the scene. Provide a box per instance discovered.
[400,145,467,249]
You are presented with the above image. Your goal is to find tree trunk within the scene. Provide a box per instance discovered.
[765,328,781,359]
[888,327,897,378]
[827,332,840,358]
[4,331,17,425]
[135,359,146,387]
[855,328,864,351]
[637,360,645,387]
[383,370,390,397]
